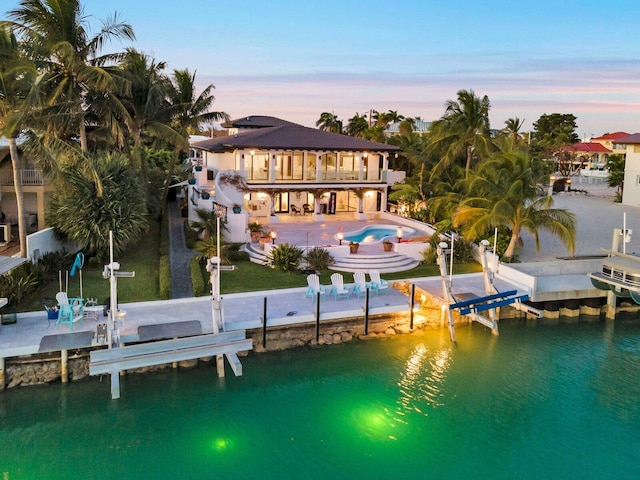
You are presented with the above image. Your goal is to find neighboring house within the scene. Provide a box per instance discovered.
[618,133,640,206]
[0,137,48,245]
[559,142,612,177]
[188,116,400,241]
[591,132,629,157]
[384,119,431,136]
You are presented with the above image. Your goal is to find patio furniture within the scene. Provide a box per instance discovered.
[83,298,102,322]
[302,203,314,215]
[291,205,301,215]
[329,273,351,300]
[368,270,389,295]
[55,292,84,331]
[352,272,371,298]
[305,274,326,300]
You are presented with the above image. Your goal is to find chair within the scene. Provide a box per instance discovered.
[352,272,371,298]
[329,273,351,300]
[291,205,301,215]
[302,203,314,215]
[55,292,84,331]
[368,270,390,295]
[305,274,326,300]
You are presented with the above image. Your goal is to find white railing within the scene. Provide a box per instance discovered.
[0,169,44,186]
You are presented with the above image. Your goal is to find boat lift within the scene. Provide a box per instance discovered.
[437,238,540,343]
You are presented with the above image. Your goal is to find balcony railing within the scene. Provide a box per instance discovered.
[0,169,44,186]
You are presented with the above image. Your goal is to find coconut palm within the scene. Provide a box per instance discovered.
[0,26,37,257]
[503,117,525,144]
[316,111,342,133]
[453,150,576,261]
[168,68,229,136]
[6,0,135,153]
[428,89,493,178]
[345,113,369,137]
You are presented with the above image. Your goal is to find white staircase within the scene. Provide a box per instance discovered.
[242,243,419,273]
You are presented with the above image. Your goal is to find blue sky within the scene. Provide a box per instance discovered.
[87,1,639,135]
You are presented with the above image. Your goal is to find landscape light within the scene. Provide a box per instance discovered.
[270,230,277,244]
[396,227,403,243]
[337,229,344,245]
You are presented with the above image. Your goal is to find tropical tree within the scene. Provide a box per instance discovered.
[428,89,493,178]
[0,26,36,257]
[316,111,342,133]
[46,151,148,257]
[606,154,625,200]
[6,0,135,153]
[453,150,576,261]
[345,113,369,137]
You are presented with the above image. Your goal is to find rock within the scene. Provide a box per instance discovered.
[384,327,396,335]
[340,332,353,342]
[332,334,342,344]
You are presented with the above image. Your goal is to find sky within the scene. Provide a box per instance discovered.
[25,0,640,136]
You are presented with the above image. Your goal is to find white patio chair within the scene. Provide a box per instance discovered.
[352,271,371,298]
[305,274,326,300]
[329,273,351,300]
[55,292,84,331]
[368,270,389,295]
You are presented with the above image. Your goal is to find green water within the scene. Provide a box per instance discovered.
[1,320,639,479]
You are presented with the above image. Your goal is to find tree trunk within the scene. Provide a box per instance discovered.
[503,230,520,261]
[8,137,26,258]
[465,143,473,177]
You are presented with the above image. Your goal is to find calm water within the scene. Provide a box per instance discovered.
[343,226,415,243]
[1,320,639,479]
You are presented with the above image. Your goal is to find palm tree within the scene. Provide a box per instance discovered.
[345,113,369,137]
[168,68,229,136]
[503,117,524,144]
[316,112,342,133]
[453,150,576,261]
[6,0,135,153]
[428,89,493,178]
[0,26,40,257]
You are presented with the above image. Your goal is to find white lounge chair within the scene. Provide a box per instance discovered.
[55,292,84,331]
[329,273,351,300]
[368,270,389,295]
[352,271,370,298]
[305,274,326,300]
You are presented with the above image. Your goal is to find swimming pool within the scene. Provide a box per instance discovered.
[1,319,637,479]
[339,224,416,243]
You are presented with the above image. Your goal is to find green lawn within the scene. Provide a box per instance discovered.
[19,221,161,312]
[219,261,481,294]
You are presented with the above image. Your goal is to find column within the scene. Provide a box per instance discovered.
[268,151,276,183]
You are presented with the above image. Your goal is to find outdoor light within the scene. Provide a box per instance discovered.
[270,229,277,244]
[549,174,556,196]
[396,226,403,243]
[337,229,344,245]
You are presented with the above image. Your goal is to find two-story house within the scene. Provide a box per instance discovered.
[188,116,401,241]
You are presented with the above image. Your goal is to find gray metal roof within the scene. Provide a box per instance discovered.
[221,116,301,129]
[192,125,400,153]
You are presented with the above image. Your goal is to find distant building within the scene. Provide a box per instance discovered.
[616,133,640,206]
[384,119,431,136]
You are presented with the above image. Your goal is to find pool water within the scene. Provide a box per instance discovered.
[1,320,639,479]
[342,225,415,243]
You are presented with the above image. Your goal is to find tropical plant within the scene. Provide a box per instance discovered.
[345,113,369,137]
[46,151,149,257]
[606,154,625,199]
[6,0,136,153]
[191,207,226,241]
[428,89,494,178]
[303,246,334,271]
[315,111,342,133]
[267,243,303,272]
[453,150,576,261]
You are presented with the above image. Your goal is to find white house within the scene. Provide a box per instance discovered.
[187,116,401,241]
[617,133,640,206]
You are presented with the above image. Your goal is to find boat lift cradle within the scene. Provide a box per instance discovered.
[437,239,541,343]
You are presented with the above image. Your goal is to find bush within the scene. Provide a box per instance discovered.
[184,220,198,249]
[159,254,171,299]
[190,256,207,296]
[0,263,42,307]
[267,243,304,272]
[37,249,73,280]
[303,246,334,271]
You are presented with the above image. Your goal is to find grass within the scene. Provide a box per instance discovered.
[18,220,161,312]
[219,260,481,294]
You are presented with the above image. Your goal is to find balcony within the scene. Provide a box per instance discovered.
[0,169,44,186]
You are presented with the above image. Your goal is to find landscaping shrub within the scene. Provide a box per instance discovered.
[159,254,171,299]
[303,246,334,271]
[184,220,198,249]
[37,249,73,280]
[0,263,42,307]
[267,243,304,272]
[190,256,207,296]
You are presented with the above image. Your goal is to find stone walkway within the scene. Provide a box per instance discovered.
[167,200,196,298]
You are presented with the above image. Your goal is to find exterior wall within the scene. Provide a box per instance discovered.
[622,144,640,206]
